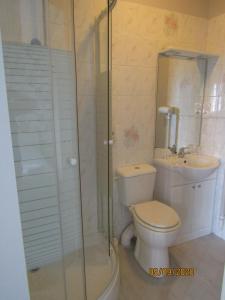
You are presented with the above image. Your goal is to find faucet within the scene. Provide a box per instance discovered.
[168,144,177,154]
[178,147,191,158]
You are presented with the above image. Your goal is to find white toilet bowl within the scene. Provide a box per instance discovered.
[117,164,181,276]
[131,201,180,274]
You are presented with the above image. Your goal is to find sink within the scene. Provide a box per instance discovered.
[154,154,220,181]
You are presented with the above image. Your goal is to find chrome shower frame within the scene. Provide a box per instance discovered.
[109,0,117,10]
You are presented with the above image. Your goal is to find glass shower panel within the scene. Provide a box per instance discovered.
[96,1,111,245]
[74,0,113,299]
[1,0,85,299]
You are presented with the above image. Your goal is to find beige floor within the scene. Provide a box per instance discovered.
[119,234,225,300]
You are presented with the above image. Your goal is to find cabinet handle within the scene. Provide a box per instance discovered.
[192,185,196,189]
[198,184,201,188]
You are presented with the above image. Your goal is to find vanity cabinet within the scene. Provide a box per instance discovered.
[171,180,215,242]
[154,165,217,244]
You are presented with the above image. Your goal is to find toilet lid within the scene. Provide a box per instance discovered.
[133,201,180,229]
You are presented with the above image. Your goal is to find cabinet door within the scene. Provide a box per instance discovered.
[171,184,195,238]
[193,180,215,232]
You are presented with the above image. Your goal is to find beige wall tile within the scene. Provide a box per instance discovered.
[120,0,209,19]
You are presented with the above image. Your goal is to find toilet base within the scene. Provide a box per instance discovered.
[134,236,169,276]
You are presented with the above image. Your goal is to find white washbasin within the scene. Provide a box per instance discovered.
[154,154,220,181]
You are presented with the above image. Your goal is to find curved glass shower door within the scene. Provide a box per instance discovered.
[74,0,114,299]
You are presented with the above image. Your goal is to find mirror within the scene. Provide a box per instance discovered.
[155,53,207,153]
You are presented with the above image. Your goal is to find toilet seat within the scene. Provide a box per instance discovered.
[132,201,180,232]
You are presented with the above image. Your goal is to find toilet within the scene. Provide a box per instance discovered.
[117,164,181,275]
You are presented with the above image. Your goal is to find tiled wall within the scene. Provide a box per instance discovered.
[201,13,225,238]
[48,0,72,50]
[112,0,208,237]
[0,0,72,50]
[3,43,82,269]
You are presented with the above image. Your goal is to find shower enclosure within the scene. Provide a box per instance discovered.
[0,0,118,299]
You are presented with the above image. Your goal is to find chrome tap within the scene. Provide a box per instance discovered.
[168,144,177,154]
[178,147,191,158]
